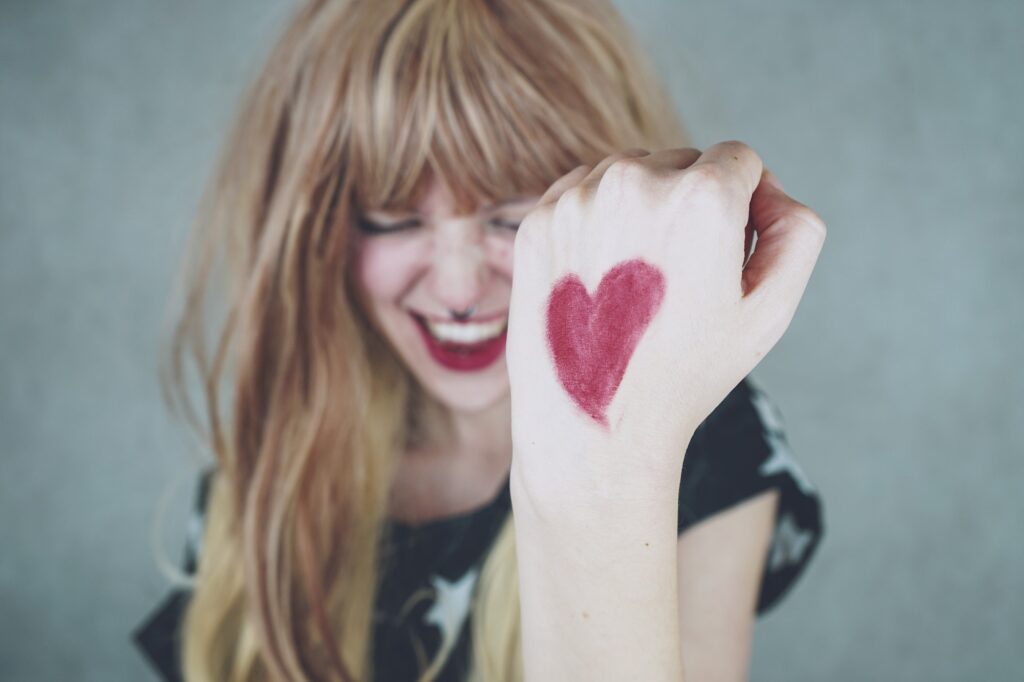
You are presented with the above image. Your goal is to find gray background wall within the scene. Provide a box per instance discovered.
[1,0,1021,680]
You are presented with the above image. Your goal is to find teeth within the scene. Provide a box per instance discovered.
[424,317,507,344]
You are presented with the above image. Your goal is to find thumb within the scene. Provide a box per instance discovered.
[742,170,827,343]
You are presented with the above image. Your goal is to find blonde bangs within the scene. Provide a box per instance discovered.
[346,0,685,215]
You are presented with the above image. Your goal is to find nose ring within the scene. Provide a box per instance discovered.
[449,305,476,321]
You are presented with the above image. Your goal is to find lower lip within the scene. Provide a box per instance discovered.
[412,314,507,372]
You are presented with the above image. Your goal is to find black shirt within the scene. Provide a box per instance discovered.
[133,377,824,681]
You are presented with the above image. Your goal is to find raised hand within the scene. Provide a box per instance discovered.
[506,142,826,507]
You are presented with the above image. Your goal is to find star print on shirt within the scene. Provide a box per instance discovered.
[423,567,481,657]
[749,388,816,495]
[768,512,816,571]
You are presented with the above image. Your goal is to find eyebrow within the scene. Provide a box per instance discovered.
[368,195,535,216]
[485,195,534,209]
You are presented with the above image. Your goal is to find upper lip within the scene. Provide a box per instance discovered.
[410,309,509,324]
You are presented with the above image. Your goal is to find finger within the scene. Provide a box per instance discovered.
[572,147,650,198]
[686,140,764,205]
[742,169,827,338]
[537,164,593,208]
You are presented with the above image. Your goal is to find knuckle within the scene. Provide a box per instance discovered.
[558,184,589,214]
[678,164,729,205]
[541,165,590,202]
[719,139,759,161]
[718,140,764,181]
[684,163,726,187]
[564,163,591,182]
[603,156,649,185]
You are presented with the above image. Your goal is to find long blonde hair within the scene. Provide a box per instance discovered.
[160,0,687,679]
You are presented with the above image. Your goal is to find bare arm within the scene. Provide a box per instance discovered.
[677,488,779,681]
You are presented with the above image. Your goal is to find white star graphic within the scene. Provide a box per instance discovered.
[768,512,815,571]
[747,386,788,432]
[749,389,816,495]
[423,567,480,655]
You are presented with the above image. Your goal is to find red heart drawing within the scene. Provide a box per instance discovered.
[545,258,666,427]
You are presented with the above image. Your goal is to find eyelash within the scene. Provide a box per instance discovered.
[356,218,419,234]
[355,217,520,234]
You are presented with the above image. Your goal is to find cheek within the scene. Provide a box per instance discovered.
[354,239,420,301]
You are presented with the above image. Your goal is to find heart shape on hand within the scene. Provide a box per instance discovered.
[545,258,666,427]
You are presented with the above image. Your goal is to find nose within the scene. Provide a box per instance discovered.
[430,225,487,314]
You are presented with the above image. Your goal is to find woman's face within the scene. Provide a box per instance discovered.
[352,175,540,414]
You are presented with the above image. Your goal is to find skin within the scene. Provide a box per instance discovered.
[351,144,808,678]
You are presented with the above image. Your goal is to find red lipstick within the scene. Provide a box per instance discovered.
[411,313,507,372]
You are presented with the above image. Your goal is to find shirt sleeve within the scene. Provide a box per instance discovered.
[131,468,214,682]
[677,377,825,615]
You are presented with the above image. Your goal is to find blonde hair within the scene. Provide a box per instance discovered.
[160,0,687,680]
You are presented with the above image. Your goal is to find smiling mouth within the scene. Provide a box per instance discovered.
[409,311,508,371]
[415,313,508,343]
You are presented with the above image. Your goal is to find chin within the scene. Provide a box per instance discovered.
[416,362,511,415]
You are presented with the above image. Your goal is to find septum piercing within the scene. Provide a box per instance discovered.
[449,305,476,321]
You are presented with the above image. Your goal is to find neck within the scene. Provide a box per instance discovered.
[418,391,513,469]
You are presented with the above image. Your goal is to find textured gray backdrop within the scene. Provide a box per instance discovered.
[1,0,1021,680]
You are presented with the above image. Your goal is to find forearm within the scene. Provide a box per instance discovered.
[509,454,685,682]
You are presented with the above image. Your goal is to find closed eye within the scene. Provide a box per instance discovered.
[489,218,521,231]
[355,217,422,234]
[356,216,520,233]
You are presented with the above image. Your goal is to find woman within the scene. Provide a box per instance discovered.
[133,0,825,680]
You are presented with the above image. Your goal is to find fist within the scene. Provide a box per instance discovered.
[506,142,826,499]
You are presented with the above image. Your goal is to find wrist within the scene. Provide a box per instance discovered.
[509,444,684,531]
